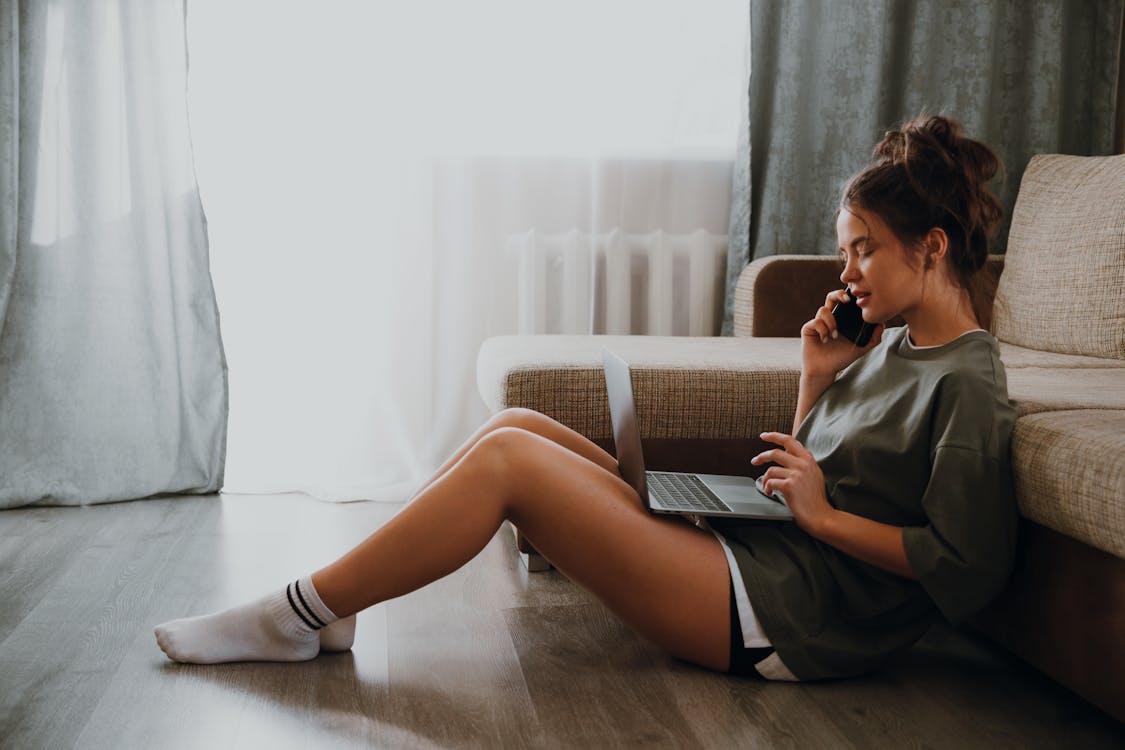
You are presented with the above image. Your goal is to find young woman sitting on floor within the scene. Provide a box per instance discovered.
[155,113,1016,682]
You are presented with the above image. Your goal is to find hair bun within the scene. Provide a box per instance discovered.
[874,114,1000,189]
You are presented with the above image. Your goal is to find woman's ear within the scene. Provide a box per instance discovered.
[923,227,949,269]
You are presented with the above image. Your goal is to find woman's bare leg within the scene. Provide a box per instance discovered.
[313,426,731,672]
[322,408,609,652]
[154,421,730,671]
[408,408,618,501]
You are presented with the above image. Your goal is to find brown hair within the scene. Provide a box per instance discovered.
[839,113,1004,325]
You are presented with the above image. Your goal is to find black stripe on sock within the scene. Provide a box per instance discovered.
[294,579,327,628]
[286,582,321,630]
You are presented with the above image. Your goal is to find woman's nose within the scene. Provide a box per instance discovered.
[839,258,858,284]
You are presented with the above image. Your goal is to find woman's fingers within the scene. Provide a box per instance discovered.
[760,466,792,480]
[801,320,823,341]
[805,290,848,343]
[752,448,792,467]
[762,431,798,445]
[754,434,812,494]
[761,466,797,495]
[815,308,838,342]
[802,313,834,343]
[758,432,812,457]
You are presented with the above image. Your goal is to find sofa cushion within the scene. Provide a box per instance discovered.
[1011,410,1125,560]
[997,342,1125,369]
[1006,367,1125,417]
[991,153,1125,360]
[477,335,803,440]
[478,334,1125,432]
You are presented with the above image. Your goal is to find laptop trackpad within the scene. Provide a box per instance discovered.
[695,473,787,506]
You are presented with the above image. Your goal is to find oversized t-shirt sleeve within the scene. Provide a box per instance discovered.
[902,444,1018,625]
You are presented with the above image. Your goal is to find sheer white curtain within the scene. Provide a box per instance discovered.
[0,0,227,509]
[186,0,747,502]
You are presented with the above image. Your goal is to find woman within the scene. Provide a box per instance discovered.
[155,114,1017,682]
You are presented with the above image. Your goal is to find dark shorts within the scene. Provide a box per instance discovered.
[727,576,774,678]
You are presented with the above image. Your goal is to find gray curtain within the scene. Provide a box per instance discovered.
[0,0,228,508]
[722,0,1125,335]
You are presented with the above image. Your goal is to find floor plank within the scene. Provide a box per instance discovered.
[0,493,1122,749]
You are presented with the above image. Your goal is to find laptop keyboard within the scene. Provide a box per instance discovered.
[647,473,733,513]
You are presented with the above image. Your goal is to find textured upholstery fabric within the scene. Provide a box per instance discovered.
[477,338,1125,436]
[992,154,1125,360]
[1007,367,1125,417]
[477,336,802,440]
[1011,410,1125,559]
[997,342,1125,369]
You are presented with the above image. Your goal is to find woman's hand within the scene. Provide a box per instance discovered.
[752,432,836,535]
[801,289,884,379]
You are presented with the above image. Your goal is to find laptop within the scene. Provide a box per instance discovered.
[602,347,794,521]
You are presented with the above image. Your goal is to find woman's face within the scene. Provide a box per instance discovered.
[835,207,924,324]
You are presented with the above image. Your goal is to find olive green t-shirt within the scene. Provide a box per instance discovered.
[714,325,1017,681]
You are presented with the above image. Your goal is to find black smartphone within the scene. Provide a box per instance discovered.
[831,289,875,347]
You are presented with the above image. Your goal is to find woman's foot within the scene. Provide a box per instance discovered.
[319,615,356,652]
[155,579,340,664]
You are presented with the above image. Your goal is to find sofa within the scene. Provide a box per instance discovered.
[475,153,1125,723]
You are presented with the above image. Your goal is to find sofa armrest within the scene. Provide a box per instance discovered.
[732,255,848,337]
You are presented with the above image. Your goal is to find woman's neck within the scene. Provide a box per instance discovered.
[900,285,981,347]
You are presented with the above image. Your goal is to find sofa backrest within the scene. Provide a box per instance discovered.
[991,154,1125,360]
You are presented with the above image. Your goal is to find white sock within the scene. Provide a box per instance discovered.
[319,615,357,652]
[154,577,340,664]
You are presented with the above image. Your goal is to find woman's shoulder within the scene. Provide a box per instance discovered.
[891,326,1004,381]
[928,344,1016,453]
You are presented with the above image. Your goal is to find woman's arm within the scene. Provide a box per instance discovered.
[794,289,885,435]
[792,373,835,435]
[811,510,917,580]
[754,431,917,580]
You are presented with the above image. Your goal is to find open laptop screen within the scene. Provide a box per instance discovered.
[602,348,650,507]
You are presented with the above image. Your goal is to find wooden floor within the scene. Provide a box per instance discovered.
[1,493,1122,750]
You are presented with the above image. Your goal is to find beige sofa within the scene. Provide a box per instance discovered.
[476,154,1125,723]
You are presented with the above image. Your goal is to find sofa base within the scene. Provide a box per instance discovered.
[971,520,1125,724]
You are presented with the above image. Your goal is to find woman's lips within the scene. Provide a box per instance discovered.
[856,294,870,307]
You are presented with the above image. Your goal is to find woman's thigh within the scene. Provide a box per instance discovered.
[482,427,732,673]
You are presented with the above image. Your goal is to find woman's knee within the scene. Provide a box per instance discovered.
[467,426,540,476]
[466,427,549,511]
[489,407,553,433]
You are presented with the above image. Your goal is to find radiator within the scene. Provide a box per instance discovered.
[510,228,728,336]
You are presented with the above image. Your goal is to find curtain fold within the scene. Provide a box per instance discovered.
[0,2,13,338]
[722,10,752,337]
[722,0,1125,334]
[0,0,228,508]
